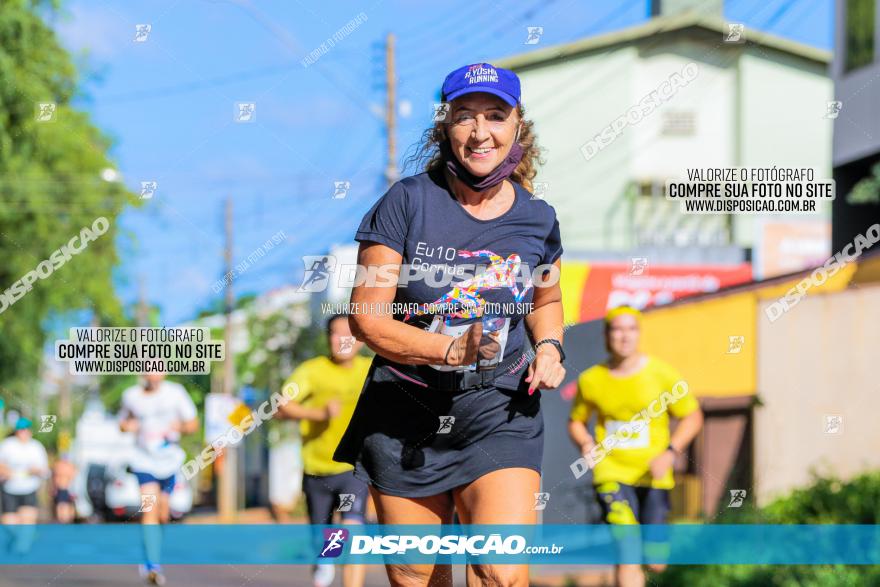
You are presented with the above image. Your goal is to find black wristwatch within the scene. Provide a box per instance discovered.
[534,338,565,362]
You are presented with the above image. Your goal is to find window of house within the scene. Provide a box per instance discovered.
[661,110,696,136]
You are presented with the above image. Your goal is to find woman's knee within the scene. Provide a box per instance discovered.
[386,563,452,587]
[616,564,644,580]
[470,563,528,587]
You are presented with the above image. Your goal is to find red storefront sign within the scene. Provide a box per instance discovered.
[576,263,753,322]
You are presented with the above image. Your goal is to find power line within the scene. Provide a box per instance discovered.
[100,62,305,103]
[760,0,797,31]
[396,0,561,78]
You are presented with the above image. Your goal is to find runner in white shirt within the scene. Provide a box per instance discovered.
[119,372,198,586]
[0,418,49,525]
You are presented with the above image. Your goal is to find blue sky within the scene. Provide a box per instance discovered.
[52,0,833,324]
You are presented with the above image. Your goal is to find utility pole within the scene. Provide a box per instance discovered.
[137,276,149,327]
[384,33,398,187]
[218,196,238,521]
[57,371,71,453]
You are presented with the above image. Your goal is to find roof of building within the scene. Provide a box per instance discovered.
[496,11,831,71]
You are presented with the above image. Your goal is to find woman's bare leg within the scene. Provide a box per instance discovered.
[370,486,454,587]
[452,468,540,587]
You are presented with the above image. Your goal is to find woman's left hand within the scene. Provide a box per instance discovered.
[525,346,566,395]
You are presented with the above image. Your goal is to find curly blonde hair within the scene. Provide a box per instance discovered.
[404,104,544,192]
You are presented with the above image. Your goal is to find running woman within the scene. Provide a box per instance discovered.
[119,372,198,586]
[0,418,49,525]
[568,306,704,587]
[51,453,76,523]
[277,313,371,587]
[334,63,565,587]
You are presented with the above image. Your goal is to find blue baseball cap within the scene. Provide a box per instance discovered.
[14,417,32,431]
[441,63,521,107]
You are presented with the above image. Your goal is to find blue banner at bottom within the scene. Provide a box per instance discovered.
[0,524,878,565]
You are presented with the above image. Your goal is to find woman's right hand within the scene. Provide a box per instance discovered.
[445,322,501,367]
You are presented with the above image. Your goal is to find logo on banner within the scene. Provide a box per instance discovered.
[319,528,349,558]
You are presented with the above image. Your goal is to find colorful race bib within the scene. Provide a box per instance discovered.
[427,315,510,372]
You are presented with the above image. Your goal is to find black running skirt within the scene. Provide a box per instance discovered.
[333,358,544,498]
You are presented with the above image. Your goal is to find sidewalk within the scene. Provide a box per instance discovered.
[183,508,614,586]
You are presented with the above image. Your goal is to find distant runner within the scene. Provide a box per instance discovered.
[0,418,49,525]
[52,454,76,523]
[569,306,703,587]
[277,313,371,587]
[119,372,198,586]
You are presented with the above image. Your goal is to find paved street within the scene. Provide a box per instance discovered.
[0,565,390,586]
[1,510,612,585]
[0,564,612,586]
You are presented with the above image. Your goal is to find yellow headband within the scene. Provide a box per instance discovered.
[604,306,643,323]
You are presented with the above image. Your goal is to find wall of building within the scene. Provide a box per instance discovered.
[631,38,737,181]
[635,250,856,398]
[754,284,880,505]
[516,33,831,254]
[641,291,757,397]
[738,49,834,249]
[832,0,880,167]
[830,1,880,255]
[518,47,638,252]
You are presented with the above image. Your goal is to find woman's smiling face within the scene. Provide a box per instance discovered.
[447,93,520,177]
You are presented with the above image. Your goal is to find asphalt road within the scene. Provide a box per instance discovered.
[0,564,610,586]
[0,565,391,586]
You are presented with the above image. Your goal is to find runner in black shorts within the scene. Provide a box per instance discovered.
[278,314,371,587]
[333,62,566,587]
[0,417,49,555]
[569,307,703,587]
[52,454,76,523]
[118,373,199,585]
[0,418,49,526]
[1,489,38,513]
[302,471,369,525]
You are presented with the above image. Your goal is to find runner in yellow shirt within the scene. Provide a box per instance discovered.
[278,313,371,587]
[568,306,703,587]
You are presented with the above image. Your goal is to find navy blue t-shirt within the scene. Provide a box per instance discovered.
[355,168,562,363]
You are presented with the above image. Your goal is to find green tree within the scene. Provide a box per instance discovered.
[846,162,880,205]
[655,471,880,586]
[0,0,136,407]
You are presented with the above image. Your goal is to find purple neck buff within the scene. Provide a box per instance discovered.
[440,140,524,192]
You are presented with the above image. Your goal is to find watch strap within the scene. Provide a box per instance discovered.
[534,338,565,362]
